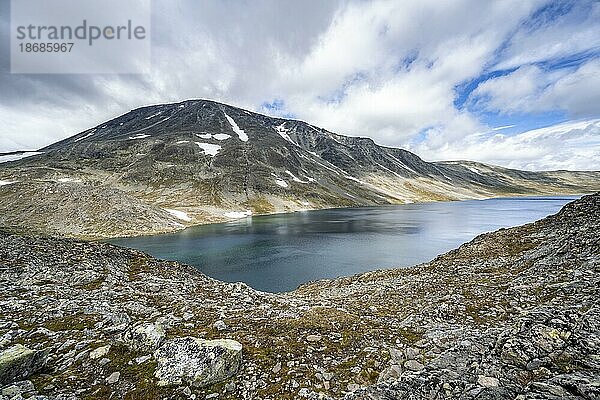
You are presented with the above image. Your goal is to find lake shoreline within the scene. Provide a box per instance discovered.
[102,191,592,241]
[109,194,582,292]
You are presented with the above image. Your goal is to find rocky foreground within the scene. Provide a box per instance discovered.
[0,194,599,399]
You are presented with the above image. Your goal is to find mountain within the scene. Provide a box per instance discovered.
[0,99,598,238]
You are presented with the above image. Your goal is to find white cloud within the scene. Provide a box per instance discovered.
[492,125,516,131]
[0,0,598,172]
[494,1,600,70]
[412,119,600,171]
[469,65,546,112]
[275,0,538,145]
[540,59,600,118]
[470,59,600,118]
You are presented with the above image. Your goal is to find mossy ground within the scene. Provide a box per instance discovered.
[243,197,275,214]
[43,314,97,332]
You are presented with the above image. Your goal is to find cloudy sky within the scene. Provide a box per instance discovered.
[1,0,599,170]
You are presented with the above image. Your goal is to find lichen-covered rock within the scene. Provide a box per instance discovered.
[0,345,47,385]
[153,337,242,387]
[1,380,35,398]
[377,364,402,382]
[119,322,165,353]
[89,345,110,360]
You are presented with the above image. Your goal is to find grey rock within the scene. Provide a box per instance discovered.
[377,364,402,382]
[154,337,242,388]
[347,383,360,392]
[1,380,35,397]
[403,360,424,372]
[120,322,165,352]
[135,355,152,364]
[272,361,282,374]
[477,375,499,388]
[213,320,227,331]
[89,345,110,360]
[404,347,420,360]
[106,371,120,384]
[0,345,47,385]
[388,348,404,364]
[224,382,236,392]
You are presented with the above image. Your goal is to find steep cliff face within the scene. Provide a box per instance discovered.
[1,194,598,399]
[0,99,598,238]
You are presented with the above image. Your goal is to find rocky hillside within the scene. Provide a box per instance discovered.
[0,99,598,238]
[1,194,598,399]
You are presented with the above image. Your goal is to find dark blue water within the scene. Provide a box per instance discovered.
[109,196,579,292]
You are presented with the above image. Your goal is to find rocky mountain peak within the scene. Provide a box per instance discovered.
[0,99,598,239]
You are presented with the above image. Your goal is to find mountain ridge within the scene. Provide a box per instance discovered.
[0,98,598,238]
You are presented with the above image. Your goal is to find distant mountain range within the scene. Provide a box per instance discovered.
[0,99,598,238]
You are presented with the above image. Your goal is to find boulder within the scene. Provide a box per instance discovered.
[120,322,165,352]
[377,364,402,382]
[89,345,110,360]
[106,371,120,384]
[213,320,227,331]
[306,335,322,342]
[403,359,424,372]
[154,337,242,387]
[477,375,499,388]
[1,380,35,398]
[0,345,47,385]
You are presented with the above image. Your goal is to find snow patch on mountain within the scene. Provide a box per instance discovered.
[345,175,365,184]
[129,134,151,140]
[224,210,252,218]
[0,152,43,164]
[224,112,248,142]
[285,170,312,184]
[195,142,221,156]
[275,179,289,188]
[164,208,192,222]
[56,177,82,183]
[195,133,231,141]
[145,111,162,120]
[0,180,18,186]
[75,130,96,142]
[274,123,297,146]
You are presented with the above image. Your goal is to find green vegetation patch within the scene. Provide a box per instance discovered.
[243,196,275,214]
[43,313,97,331]
[75,276,105,291]
[128,255,152,280]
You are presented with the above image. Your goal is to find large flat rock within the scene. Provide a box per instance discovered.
[154,337,242,387]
